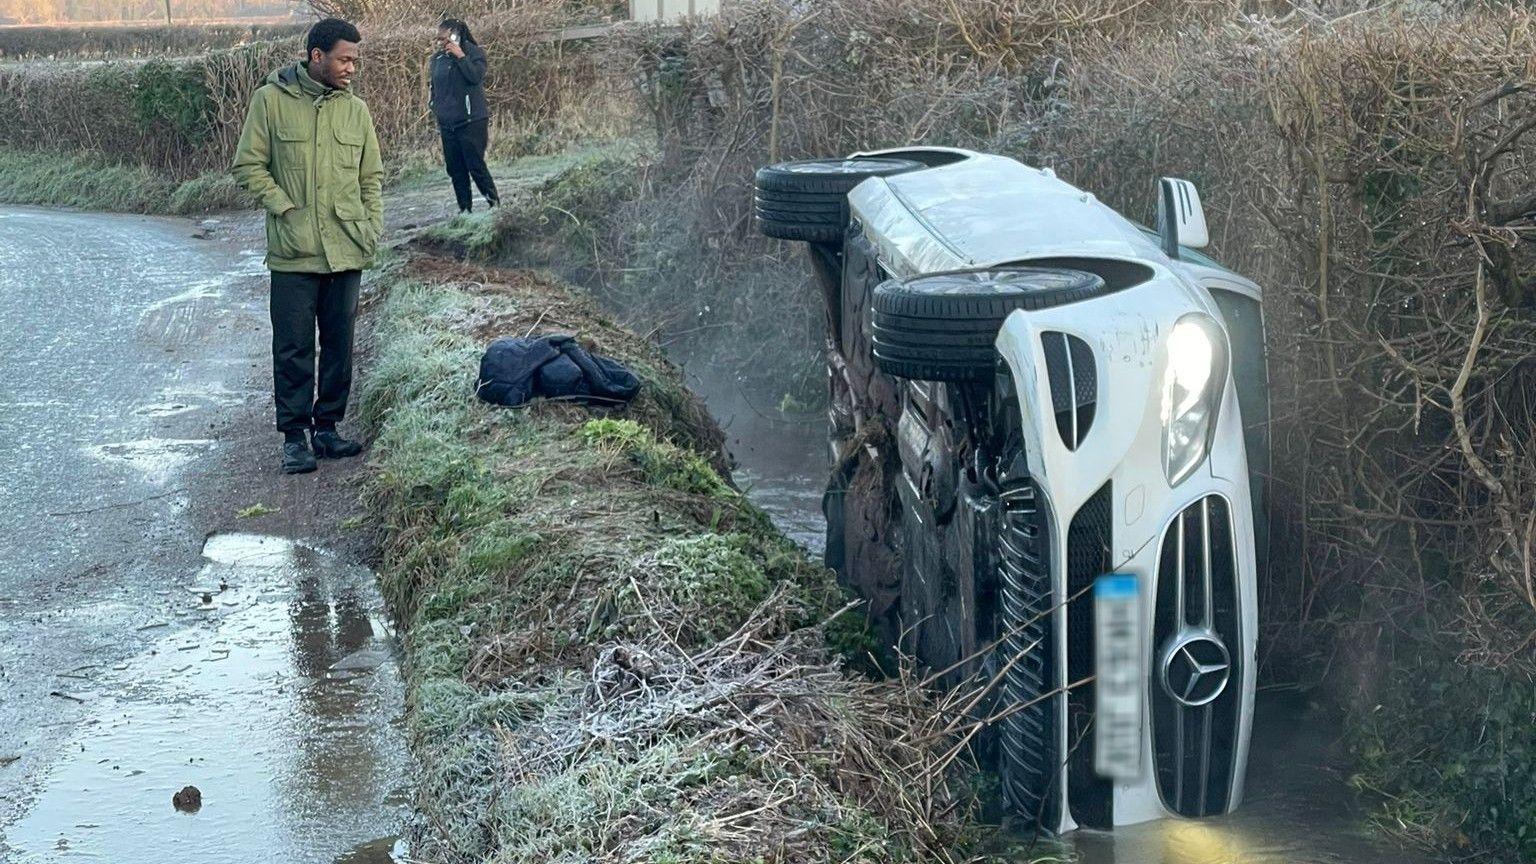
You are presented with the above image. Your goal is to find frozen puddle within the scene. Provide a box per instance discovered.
[86,438,214,484]
[132,382,256,420]
[4,534,411,864]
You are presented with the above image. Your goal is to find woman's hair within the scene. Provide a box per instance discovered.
[438,18,476,46]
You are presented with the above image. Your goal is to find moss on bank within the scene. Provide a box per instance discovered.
[357,255,995,863]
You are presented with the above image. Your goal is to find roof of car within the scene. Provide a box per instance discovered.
[847,150,1255,294]
[847,153,1157,270]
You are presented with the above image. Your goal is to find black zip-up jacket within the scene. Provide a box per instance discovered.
[430,42,490,129]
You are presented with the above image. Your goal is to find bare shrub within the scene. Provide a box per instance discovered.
[0,21,307,60]
[0,8,601,179]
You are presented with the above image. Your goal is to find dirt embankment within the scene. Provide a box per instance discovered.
[353,252,1001,863]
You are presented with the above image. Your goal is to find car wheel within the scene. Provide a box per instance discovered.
[754,157,924,243]
[871,268,1106,382]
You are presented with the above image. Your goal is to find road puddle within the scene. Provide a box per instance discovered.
[334,835,408,863]
[3,533,410,863]
[86,438,215,485]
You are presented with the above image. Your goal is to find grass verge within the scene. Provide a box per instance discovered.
[0,147,249,214]
[356,253,1014,863]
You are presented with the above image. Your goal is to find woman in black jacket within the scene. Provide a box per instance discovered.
[431,18,499,213]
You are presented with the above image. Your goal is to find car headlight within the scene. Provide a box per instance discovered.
[1161,314,1229,486]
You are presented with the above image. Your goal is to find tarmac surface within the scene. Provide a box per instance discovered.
[0,207,410,863]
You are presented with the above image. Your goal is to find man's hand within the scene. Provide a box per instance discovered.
[445,39,464,59]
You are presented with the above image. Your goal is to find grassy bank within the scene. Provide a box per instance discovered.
[0,143,512,215]
[0,147,250,214]
[353,254,1008,863]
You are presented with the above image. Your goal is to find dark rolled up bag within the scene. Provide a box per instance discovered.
[476,334,641,408]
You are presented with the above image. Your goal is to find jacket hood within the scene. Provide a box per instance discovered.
[266,62,347,102]
[265,62,301,92]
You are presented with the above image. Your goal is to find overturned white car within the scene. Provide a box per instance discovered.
[755,148,1269,833]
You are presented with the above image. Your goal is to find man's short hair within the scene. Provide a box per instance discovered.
[307,18,361,55]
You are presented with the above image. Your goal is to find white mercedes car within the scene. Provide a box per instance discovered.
[755,148,1269,833]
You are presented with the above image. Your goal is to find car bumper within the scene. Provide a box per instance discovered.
[993,276,1258,832]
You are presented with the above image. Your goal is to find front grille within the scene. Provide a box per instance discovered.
[997,477,1058,829]
[1041,332,1097,451]
[1066,482,1114,828]
[1151,496,1241,817]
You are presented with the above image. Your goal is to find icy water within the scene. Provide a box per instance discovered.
[2,534,411,863]
[697,378,1430,864]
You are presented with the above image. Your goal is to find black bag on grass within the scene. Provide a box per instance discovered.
[476,334,641,408]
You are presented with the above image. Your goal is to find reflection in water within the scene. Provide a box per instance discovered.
[4,534,409,864]
[689,377,829,555]
[1070,693,1434,864]
[334,835,408,863]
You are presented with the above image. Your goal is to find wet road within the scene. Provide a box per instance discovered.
[0,208,407,862]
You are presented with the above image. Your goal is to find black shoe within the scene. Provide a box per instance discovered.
[312,429,364,459]
[484,195,499,209]
[282,439,317,474]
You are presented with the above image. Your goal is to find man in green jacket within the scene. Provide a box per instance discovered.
[231,18,383,474]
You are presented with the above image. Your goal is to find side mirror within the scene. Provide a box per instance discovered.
[1156,177,1209,258]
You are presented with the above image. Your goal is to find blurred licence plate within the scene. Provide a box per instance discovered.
[1094,573,1143,780]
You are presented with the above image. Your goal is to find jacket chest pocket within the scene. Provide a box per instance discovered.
[334,126,364,168]
[273,124,312,205]
[275,124,311,158]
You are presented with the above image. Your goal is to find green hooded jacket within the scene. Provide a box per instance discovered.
[231,62,384,273]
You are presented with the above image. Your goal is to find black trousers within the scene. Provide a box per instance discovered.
[440,119,498,211]
[270,270,361,434]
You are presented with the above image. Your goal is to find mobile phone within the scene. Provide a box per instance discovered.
[449,32,459,44]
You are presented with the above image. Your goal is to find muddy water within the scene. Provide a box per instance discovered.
[3,534,410,863]
[696,379,1427,864]
[692,382,829,555]
[1066,692,1432,864]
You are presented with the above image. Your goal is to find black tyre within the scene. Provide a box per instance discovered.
[754,157,924,243]
[871,268,1106,382]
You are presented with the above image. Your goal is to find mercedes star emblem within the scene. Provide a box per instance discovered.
[1159,632,1231,707]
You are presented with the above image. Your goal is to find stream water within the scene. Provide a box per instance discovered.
[693,376,1430,864]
